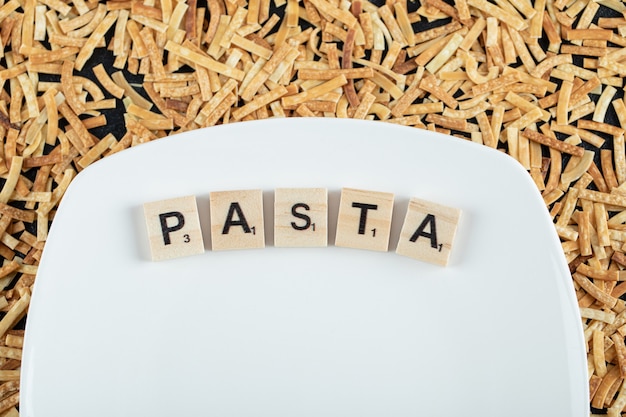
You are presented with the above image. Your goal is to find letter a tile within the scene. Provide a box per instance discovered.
[143,195,205,261]
[210,189,265,250]
[274,188,328,247]
[396,198,461,266]
[335,188,394,252]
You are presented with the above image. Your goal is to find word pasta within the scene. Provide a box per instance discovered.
[143,188,461,266]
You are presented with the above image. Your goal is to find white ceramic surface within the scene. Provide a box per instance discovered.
[21,118,587,416]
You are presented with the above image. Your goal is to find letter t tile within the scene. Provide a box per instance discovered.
[335,188,394,252]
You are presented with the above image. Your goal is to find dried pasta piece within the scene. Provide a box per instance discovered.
[74,10,119,71]
[232,86,289,120]
[522,129,585,157]
[165,40,245,81]
[282,75,348,108]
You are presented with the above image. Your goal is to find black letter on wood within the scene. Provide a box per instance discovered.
[352,202,378,235]
[291,203,312,230]
[409,214,438,249]
[159,212,185,245]
[222,202,252,234]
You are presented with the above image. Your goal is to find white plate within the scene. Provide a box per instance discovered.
[21,118,586,416]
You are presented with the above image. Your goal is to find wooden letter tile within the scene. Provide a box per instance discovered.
[210,189,265,250]
[396,198,461,266]
[143,195,205,261]
[335,188,394,252]
[274,188,328,247]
